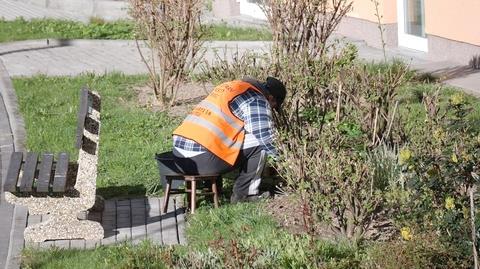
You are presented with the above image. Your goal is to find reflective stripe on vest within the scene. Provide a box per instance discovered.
[196,100,243,132]
[183,114,243,149]
[173,80,263,165]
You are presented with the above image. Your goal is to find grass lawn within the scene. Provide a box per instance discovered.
[22,240,172,269]
[13,73,177,198]
[0,18,272,42]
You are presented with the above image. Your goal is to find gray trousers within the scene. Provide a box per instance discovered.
[172,146,267,198]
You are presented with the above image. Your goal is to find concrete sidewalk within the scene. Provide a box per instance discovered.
[0,39,271,77]
[0,38,478,96]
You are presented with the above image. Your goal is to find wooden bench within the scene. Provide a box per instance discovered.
[3,88,104,242]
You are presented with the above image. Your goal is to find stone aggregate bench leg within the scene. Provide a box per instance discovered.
[23,207,103,242]
[5,195,104,243]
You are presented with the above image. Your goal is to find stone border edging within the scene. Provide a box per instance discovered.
[0,58,26,152]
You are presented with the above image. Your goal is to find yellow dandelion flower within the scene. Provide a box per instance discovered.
[399,149,412,165]
[401,227,413,241]
[451,153,458,163]
[445,197,455,210]
[450,93,465,106]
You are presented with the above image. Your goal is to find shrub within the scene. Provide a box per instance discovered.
[395,89,480,261]
[130,0,206,107]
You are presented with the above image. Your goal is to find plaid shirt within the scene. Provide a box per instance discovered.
[173,89,277,157]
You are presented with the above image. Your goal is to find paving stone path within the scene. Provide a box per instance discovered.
[25,197,186,249]
[0,39,270,77]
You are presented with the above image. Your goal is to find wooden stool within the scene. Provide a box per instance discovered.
[162,175,220,214]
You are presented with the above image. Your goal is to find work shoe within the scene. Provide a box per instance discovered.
[245,191,271,202]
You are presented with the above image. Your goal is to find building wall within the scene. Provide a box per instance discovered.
[336,16,398,48]
[424,0,480,46]
[348,0,397,24]
[213,0,241,19]
[341,0,480,63]
[348,0,480,46]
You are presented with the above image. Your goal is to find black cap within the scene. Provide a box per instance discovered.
[265,76,286,108]
[242,76,286,111]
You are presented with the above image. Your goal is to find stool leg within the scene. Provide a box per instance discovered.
[185,181,191,210]
[191,180,197,214]
[162,178,172,214]
[211,179,219,208]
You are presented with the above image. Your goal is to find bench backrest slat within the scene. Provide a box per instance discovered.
[37,153,54,193]
[4,152,23,192]
[53,153,69,193]
[19,152,38,192]
[75,88,89,149]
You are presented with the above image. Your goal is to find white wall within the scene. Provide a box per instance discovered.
[239,0,267,20]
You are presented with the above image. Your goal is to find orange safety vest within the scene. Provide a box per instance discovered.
[173,80,263,165]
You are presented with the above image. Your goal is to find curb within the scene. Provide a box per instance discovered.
[0,58,26,152]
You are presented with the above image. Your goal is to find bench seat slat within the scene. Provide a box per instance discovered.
[75,89,89,149]
[37,153,54,193]
[53,153,69,193]
[19,152,39,192]
[4,152,23,192]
